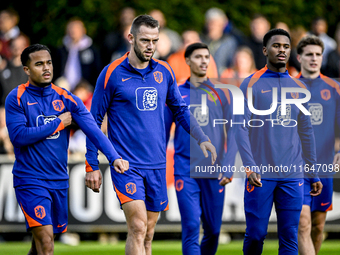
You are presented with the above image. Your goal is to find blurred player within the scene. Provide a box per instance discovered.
[235,29,323,255]
[5,44,128,255]
[296,35,340,255]
[165,42,236,255]
[85,15,217,255]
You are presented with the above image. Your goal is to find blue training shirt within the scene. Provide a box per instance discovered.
[235,66,319,182]
[5,82,121,189]
[165,78,237,178]
[85,52,209,171]
[297,73,340,176]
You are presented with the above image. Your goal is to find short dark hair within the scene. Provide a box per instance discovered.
[130,14,159,36]
[296,35,324,54]
[21,44,52,66]
[263,28,291,47]
[184,42,210,58]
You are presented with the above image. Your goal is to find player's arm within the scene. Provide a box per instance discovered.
[165,68,216,164]
[219,91,237,186]
[235,79,262,187]
[333,90,340,165]
[84,68,127,192]
[70,95,127,170]
[5,91,70,147]
[164,104,175,145]
[298,103,322,196]
[85,67,114,171]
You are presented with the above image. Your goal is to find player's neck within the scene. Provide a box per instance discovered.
[190,75,207,88]
[128,51,149,69]
[301,68,320,79]
[267,62,286,73]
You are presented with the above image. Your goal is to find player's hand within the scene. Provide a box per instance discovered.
[332,153,340,169]
[58,112,72,127]
[113,159,129,174]
[218,173,232,186]
[200,141,217,165]
[248,172,262,187]
[85,170,102,193]
[310,181,323,196]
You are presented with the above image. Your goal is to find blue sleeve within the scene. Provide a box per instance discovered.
[336,90,340,130]
[85,67,114,171]
[235,79,260,174]
[165,68,209,144]
[5,91,63,147]
[221,92,237,178]
[70,94,121,165]
[298,103,319,183]
[164,105,174,145]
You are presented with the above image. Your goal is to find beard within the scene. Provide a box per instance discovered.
[134,41,153,62]
[272,61,286,69]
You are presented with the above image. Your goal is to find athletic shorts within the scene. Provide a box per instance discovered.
[303,177,333,212]
[15,185,68,233]
[111,167,168,212]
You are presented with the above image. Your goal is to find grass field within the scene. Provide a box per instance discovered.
[0,240,339,255]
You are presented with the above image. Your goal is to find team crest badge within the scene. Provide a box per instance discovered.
[153,71,163,84]
[290,92,299,99]
[125,182,137,195]
[246,181,254,193]
[175,179,184,192]
[320,89,331,101]
[34,205,46,219]
[52,100,65,112]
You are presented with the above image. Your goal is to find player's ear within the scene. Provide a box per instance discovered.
[23,66,30,76]
[127,33,134,44]
[185,57,190,66]
[297,54,301,63]
[263,46,268,57]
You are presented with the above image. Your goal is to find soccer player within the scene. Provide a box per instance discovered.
[5,44,129,255]
[164,42,236,255]
[235,29,323,255]
[85,15,217,255]
[296,35,340,255]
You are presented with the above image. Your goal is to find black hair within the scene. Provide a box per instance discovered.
[21,44,52,66]
[130,14,159,36]
[263,28,291,47]
[184,42,210,58]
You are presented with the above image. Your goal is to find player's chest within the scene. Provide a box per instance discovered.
[23,94,67,125]
[114,76,168,110]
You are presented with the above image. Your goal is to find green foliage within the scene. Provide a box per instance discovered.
[2,0,340,49]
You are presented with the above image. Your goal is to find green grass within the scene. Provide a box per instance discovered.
[0,240,339,255]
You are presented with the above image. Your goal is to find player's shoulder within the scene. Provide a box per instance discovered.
[320,74,340,95]
[51,84,79,106]
[152,58,175,82]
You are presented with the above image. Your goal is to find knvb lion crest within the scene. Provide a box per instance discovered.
[246,181,254,193]
[309,103,323,125]
[153,71,163,84]
[34,205,46,219]
[52,100,65,112]
[125,182,137,195]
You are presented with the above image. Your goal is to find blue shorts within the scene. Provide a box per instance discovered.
[111,167,168,212]
[303,177,333,212]
[15,185,68,233]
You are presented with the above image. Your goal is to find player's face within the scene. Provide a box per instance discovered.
[23,50,53,87]
[132,25,159,62]
[186,48,210,78]
[263,35,291,69]
[298,45,323,74]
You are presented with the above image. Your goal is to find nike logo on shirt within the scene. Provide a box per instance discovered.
[27,102,38,105]
[122,77,132,82]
